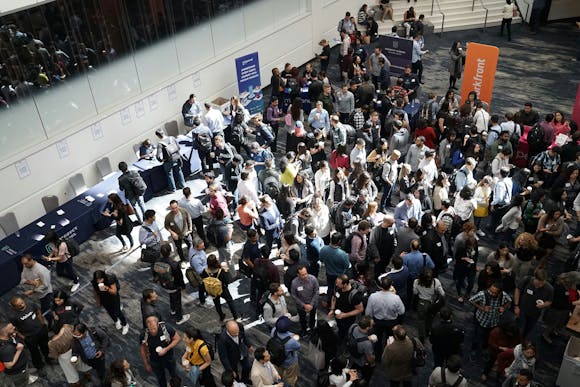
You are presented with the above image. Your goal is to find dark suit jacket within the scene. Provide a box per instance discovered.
[259,206,281,239]
[217,323,250,372]
[421,228,447,270]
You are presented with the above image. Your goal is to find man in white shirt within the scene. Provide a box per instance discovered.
[381,150,401,210]
[490,167,513,232]
[178,187,207,243]
[473,101,491,134]
[204,103,225,136]
[411,33,428,84]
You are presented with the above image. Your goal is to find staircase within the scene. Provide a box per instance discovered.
[374,0,522,34]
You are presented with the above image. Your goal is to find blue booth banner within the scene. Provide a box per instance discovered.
[377,35,413,76]
[235,52,264,114]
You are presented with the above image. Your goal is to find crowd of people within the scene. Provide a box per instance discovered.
[2,2,580,387]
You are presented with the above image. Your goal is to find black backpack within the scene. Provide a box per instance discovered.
[253,262,270,289]
[434,367,464,387]
[196,131,213,154]
[198,341,215,361]
[342,233,357,254]
[257,291,275,319]
[263,175,281,199]
[526,123,545,154]
[266,330,290,366]
[411,337,426,369]
[127,171,147,196]
[62,239,80,258]
[346,324,369,359]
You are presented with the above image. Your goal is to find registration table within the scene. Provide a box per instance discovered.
[0,173,125,295]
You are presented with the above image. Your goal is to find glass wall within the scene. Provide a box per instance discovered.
[0,0,310,161]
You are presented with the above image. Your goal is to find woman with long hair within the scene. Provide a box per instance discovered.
[285,97,304,152]
[487,243,516,292]
[330,143,350,172]
[551,110,571,144]
[328,168,351,206]
[297,141,313,179]
[366,138,389,173]
[105,358,140,387]
[291,172,315,210]
[42,231,80,292]
[448,41,465,90]
[353,171,378,201]
[91,270,129,334]
[496,195,524,243]
[413,267,445,342]
[398,163,413,200]
[432,173,449,216]
[554,165,580,211]
[277,184,297,219]
[102,192,134,251]
[311,197,332,244]
[454,185,477,226]
[535,206,564,257]
[439,89,461,112]
[362,201,384,228]
[181,326,216,387]
[512,232,540,282]
[328,355,359,387]
[51,289,84,333]
[453,223,478,303]
[314,160,332,199]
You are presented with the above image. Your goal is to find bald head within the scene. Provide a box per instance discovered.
[436,221,447,233]
[226,321,239,337]
[382,215,395,228]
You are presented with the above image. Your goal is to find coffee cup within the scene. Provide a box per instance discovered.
[70,356,78,364]
[368,334,378,343]
[156,346,163,354]
[334,309,342,316]
[98,282,106,290]
[292,334,300,341]
[182,360,189,367]
[567,234,574,240]
[536,299,544,306]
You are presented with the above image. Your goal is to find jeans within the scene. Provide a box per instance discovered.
[56,260,79,284]
[151,355,177,387]
[501,18,513,40]
[115,226,134,248]
[173,235,192,262]
[380,181,394,209]
[128,196,146,223]
[102,299,127,326]
[187,365,217,387]
[25,326,50,370]
[217,242,235,273]
[169,289,183,320]
[298,307,317,332]
[412,60,423,83]
[192,216,207,243]
[163,160,185,192]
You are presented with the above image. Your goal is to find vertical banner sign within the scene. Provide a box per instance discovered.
[377,35,413,76]
[235,52,263,114]
[572,83,580,126]
[461,42,500,108]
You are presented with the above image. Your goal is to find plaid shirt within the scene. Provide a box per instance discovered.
[533,150,560,173]
[352,110,365,131]
[469,290,512,328]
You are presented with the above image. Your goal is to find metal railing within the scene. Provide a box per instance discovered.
[472,0,489,31]
[431,0,445,36]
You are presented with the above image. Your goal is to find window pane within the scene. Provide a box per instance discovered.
[0,102,46,161]
[243,0,274,40]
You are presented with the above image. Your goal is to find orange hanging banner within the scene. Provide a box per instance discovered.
[572,83,580,126]
[460,42,500,108]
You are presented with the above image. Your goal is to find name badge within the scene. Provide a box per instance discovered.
[336,292,340,298]
[159,335,166,342]
[498,145,503,150]
[436,242,442,247]
[32,313,36,320]
[566,183,571,188]
[297,286,304,292]
[65,306,72,311]
[526,289,534,295]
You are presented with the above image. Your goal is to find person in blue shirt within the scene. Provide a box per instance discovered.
[402,239,434,280]
[319,232,351,304]
[305,225,324,279]
[394,194,422,229]
[270,316,301,386]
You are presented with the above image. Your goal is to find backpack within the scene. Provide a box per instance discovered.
[349,280,369,308]
[411,337,426,368]
[64,239,80,258]
[342,233,361,254]
[161,138,181,162]
[346,324,369,358]
[263,175,281,199]
[196,131,213,154]
[231,123,245,145]
[257,291,276,319]
[127,171,147,196]
[198,341,215,361]
[448,168,467,194]
[434,367,464,387]
[253,262,270,289]
[286,78,299,95]
[526,124,545,154]
[153,261,174,289]
[143,321,171,346]
[202,269,223,297]
[266,330,291,366]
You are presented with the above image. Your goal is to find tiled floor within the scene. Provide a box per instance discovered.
[2,21,579,387]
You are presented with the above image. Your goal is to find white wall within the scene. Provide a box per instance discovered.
[1,0,356,227]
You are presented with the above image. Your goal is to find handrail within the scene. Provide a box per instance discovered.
[472,0,489,31]
[432,0,445,36]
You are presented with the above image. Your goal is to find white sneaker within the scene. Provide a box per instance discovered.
[70,283,80,292]
[176,314,191,325]
[122,324,129,335]
[28,375,39,384]
[115,320,122,330]
[476,230,486,237]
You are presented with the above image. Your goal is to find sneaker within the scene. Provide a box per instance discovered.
[170,310,177,316]
[476,230,486,237]
[70,283,80,292]
[176,314,191,325]
[115,320,122,330]
[122,324,129,335]
[28,375,39,385]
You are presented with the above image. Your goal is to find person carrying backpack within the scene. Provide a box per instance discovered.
[200,255,239,322]
[140,315,181,387]
[155,128,186,193]
[118,161,147,223]
[346,316,376,383]
[267,316,300,386]
[253,245,281,308]
[42,231,80,292]
[427,355,467,387]
[154,244,190,326]
[181,326,216,387]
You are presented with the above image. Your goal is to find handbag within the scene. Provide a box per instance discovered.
[310,339,326,370]
[474,190,489,217]
[124,202,135,216]
[512,7,518,18]
[428,281,446,316]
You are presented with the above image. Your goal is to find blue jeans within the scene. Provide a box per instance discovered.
[380,181,394,209]
[163,161,185,192]
[129,196,146,222]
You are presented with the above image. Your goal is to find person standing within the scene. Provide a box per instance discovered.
[411,33,428,84]
[182,93,203,128]
[139,209,163,266]
[320,232,351,305]
[514,269,553,339]
[368,215,397,280]
[8,296,50,374]
[140,289,163,328]
[448,41,465,90]
[102,193,134,251]
[429,308,465,368]
[428,355,467,387]
[140,315,181,387]
[164,199,193,265]
[71,322,110,384]
[328,275,365,339]
[270,316,301,386]
[367,47,389,91]
[155,128,186,193]
[501,0,516,41]
[200,255,239,321]
[20,254,53,327]
[250,347,284,387]
[179,187,207,244]
[42,231,80,292]
[291,266,319,336]
[154,244,190,326]
[91,270,129,335]
[381,324,418,387]
[181,326,216,387]
[117,161,147,224]
[365,277,405,359]
[217,321,253,385]
[348,316,376,383]
[529,0,546,34]
[317,39,331,73]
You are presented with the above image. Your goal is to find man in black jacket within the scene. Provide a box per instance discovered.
[71,323,109,384]
[420,221,449,277]
[217,321,253,384]
[368,215,397,280]
[154,244,190,326]
[429,308,464,367]
[118,161,147,223]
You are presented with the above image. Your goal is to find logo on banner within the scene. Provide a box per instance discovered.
[235,52,263,114]
[461,43,500,108]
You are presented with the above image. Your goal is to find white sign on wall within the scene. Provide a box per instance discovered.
[167,84,177,101]
[15,159,31,180]
[91,122,103,141]
[192,72,201,88]
[149,94,159,111]
[120,108,132,126]
[135,100,145,118]
[56,140,70,159]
